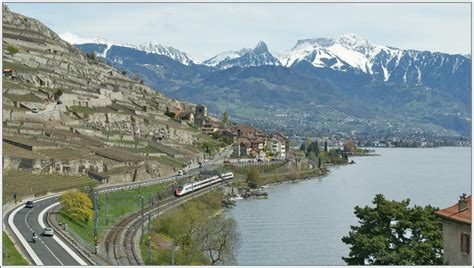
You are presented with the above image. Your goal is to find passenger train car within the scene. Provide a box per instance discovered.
[175,172,234,197]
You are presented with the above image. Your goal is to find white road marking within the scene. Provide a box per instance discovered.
[24,207,64,265]
[6,194,73,266]
[38,202,88,265]
[8,204,44,265]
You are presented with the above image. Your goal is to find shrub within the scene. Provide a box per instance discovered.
[86,51,96,60]
[59,189,93,223]
[6,45,18,55]
[247,167,261,189]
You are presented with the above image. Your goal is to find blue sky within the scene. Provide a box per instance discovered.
[6,2,471,62]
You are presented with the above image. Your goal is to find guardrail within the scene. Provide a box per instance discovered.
[47,205,99,265]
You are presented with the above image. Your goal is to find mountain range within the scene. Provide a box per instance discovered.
[65,32,472,138]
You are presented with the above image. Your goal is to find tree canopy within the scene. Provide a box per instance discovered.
[247,167,261,189]
[341,194,443,265]
[343,138,356,153]
[223,110,229,125]
[151,191,239,265]
[59,189,93,223]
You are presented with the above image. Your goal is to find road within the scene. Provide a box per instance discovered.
[6,195,88,265]
[4,145,235,265]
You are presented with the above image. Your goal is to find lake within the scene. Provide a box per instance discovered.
[227,147,471,265]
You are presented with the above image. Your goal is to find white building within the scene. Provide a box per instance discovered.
[268,137,286,160]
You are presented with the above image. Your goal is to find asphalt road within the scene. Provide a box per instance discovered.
[6,145,235,265]
[10,196,86,265]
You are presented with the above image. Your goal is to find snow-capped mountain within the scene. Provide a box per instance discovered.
[202,48,251,67]
[71,32,471,137]
[202,41,281,70]
[278,33,384,73]
[60,32,194,65]
[278,33,470,86]
[129,41,194,65]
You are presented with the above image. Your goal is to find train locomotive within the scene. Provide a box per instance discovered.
[175,172,234,197]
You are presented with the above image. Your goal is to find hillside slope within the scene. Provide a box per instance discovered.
[74,33,471,138]
[2,4,212,201]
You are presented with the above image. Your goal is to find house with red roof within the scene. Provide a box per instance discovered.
[434,194,471,265]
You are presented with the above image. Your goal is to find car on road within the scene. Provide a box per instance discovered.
[42,227,54,236]
[31,108,39,113]
[25,201,33,208]
[223,160,230,164]
[177,170,188,176]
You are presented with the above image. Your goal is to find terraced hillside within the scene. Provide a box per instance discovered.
[2,4,216,201]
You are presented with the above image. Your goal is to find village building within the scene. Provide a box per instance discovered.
[434,194,471,265]
[233,137,251,157]
[177,110,194,125]
[267,136,286,160]
[236,125,257,137]
[201,121,220,135]
[194,104,208,127]
[250,137,266,151]
[220,129,238,142]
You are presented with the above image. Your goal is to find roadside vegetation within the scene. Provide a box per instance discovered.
[222,160,326,189]
[60,190,94,226]
[58,182,169,243]
[143,190,239,265]
[3,231,28,265]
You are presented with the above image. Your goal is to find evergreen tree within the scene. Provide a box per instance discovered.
[300,143,306,153]
[342,194,443,265]
[223,110,229,125]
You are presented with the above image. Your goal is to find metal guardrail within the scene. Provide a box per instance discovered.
[47,206,99,265]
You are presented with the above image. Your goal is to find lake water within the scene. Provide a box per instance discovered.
[228,147,471,265]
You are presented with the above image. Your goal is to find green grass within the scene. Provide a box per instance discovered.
[3,61,34,73]
[59,182,169,243]
[258,169,325,186]
[5,44,19,54]
[158,156,185,168]
[3,170,97,203]
[102,138,139,145]
[102,166,133,176]
[4,93,43,103]
[127,146,162,154]
[68,106,96,114]
[2,79,25,89]
[3,231,28,265]
[57,210,94,243]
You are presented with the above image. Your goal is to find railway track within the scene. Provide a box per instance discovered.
[102,178,237,265]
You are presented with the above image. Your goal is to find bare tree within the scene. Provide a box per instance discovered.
[194,214,240,265]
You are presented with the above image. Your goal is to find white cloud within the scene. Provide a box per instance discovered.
[7,3,471,62]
